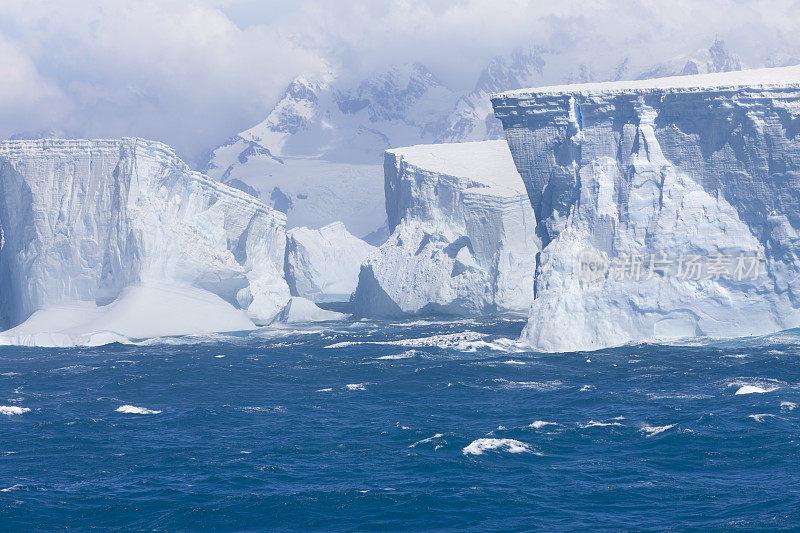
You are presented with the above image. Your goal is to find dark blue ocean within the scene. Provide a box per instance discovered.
[2,318,800,531]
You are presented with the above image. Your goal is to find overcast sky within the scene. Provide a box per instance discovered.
[1,0,799,166]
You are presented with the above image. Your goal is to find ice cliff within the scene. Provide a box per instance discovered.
[352,140,538,317]
[492,65,800,351]
[0,138,291,345]
[285,221,376,303]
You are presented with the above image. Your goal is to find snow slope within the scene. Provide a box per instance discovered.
[0,138,291,345]
[352,140,538,317]
[493,65,800,351]
[206,64,455,237]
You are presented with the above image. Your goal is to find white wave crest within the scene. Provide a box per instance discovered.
[115,405,161,415]
[735,385,774,395]
[579,417,625,429]
[346,383,367,391]
[410,433,444,447]
[781,401,797,412]
[326,331,523,353]
[491,379,562,391]
[462,438,536,456]
[528,421,558,429]
[748,414,776,423]
[0,406,30,416]
[377,350,421,360]
[728,378,783,395]
[640,424,675,437]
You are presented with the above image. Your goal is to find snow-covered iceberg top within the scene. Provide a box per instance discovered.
[385,140,527,194]
[494,64,800,98]
[492,66,800,352]
[353,140,538,317]
[0,138,291,346]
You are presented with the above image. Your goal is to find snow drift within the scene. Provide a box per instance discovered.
[492,65,800,352]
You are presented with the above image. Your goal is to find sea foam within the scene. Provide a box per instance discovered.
[462,438,536,456]
[115,405,161,415]
[0,406,30,416]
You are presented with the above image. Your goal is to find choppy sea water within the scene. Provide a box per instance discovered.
[1,318,800,531]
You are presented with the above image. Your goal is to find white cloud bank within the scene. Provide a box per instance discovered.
[0,0,799,164]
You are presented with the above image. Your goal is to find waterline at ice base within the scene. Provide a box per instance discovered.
[3,5,800,528]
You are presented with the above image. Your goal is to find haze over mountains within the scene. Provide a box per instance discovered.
[204,40,765,235]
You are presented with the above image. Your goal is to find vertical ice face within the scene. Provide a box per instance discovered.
[0,138,290,340]
[285,221,377,303]
[352,140,539,317]
[492,66,800,351]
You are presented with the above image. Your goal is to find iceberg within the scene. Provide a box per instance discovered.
[285,222,376,303]
[273,297,347,324]
[492,65,800,352]
[0,138,290,346]
[352,140,538,317]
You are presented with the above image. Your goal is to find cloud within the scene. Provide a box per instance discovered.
[0,0,799,164]
[0,0,322,164]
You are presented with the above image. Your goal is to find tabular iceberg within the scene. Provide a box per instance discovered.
[0,138,291,346]
[492,66,800,352]
[352,140,538,317]
[285,222,376,303]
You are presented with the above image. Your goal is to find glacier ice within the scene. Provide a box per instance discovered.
[273,297,347,324]
[204,40,747,239]
[352,140,538,317]
[285,222,376,303]
[0,138,290,345]
[492,65,800,352]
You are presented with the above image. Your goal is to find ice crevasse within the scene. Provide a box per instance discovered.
[0,138,292,346]
[492,65,800,352]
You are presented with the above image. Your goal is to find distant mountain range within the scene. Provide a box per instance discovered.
[203,40,758,237]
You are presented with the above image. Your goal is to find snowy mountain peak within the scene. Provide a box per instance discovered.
[474,47,544,95]
[638,39,743,79]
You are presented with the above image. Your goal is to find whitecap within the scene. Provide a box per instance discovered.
[580,385,595,392]
[0,484,25,492]
[748,414,776,423]
[780,401,797,412]
[324,341,359,348]
[239,406,285,413]
[50,365,98,374]
[728,378,782,395]
[579,419,624,428]
[115,405,161,415]
[528,421,558,429]
[640,424,675,437]
[735,385,774,395]
[501,360,527,365]
[316,388,333,392]
[409,433,444,447]
[346,383,367,391]
[0,406,30,416]
[491,379,562,391]
[377,350,420,360]
[326,331,523,353]
[462,438,537,456]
